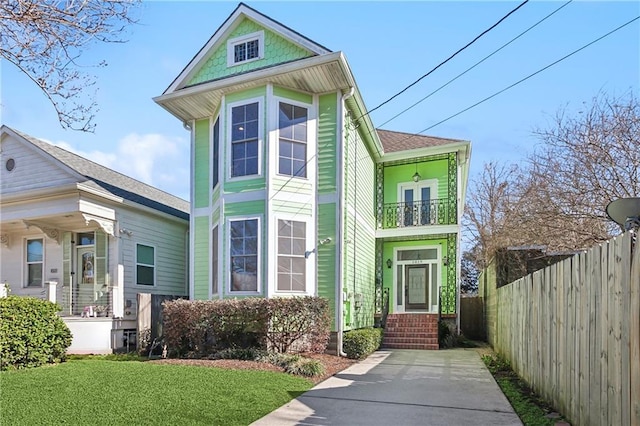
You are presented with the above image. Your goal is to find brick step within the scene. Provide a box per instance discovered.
[384,325,438,333]
[384,330,438,338]
[382,342,439,350]
[383,338,438,345]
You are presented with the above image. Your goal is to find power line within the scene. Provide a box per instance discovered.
[358,0,530,121]
[377,0,573,130]
[392,15,640,146]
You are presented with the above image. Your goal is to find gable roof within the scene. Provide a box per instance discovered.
[163,2,332,95]
[2,126,189,220]
[376,129,467,153]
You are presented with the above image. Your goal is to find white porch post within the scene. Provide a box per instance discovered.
[112,264,125,318]
[47,281,58,303]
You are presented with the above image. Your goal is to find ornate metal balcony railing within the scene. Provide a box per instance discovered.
[381,199,453,229]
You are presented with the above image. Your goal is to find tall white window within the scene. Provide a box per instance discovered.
[136,244,155,286]
[231,102,259,177]
[277,220,306,292]
[26,238,43,287]
[278,102,307,177]
[230,219,259,292]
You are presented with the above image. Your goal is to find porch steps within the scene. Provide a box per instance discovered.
[382,314,439,350]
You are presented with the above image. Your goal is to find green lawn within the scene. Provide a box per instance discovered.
[1,359,312,425]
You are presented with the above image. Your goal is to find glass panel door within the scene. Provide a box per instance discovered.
[405,264,429,310]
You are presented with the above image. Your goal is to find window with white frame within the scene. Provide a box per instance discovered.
[26,238,43,287]
[227,31,264,66]
[136,244,155,286]
[231,102,259,177]
[278,102,308,177]
[212,118,220,188]
[277,220,306,291]
[230,219,258,292]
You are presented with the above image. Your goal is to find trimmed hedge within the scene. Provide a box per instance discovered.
[162,297,331,358]
[0,296,72,371]
[343,327,383,359]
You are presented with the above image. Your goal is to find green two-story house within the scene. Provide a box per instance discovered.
[154,3,471,352]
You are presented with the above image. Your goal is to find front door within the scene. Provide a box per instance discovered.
[76,247,95,312]
[405,264,428,310]
[394,247,440,313]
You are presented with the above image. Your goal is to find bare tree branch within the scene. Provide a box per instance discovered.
[1,0,140,132]
[465,91,640,268]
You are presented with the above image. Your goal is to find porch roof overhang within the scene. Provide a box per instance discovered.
[154,52,350,122]
[376,224,460,240]
[0,183,118,239]
[153,52,384,159]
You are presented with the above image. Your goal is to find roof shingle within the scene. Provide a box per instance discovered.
[377,129,466,153]
[7,127,189,220]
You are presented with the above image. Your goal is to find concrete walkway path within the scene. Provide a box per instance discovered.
[252,348,522,426]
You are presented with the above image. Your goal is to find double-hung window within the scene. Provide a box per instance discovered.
[278,102,307,177]
[277,220,306,292]
[230,219,258,292]
[231,102,259,177]
[136,244,155,286]
[26,238,43,287]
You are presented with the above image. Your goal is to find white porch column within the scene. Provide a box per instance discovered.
[47,281,58,303]
[112,264,125,318]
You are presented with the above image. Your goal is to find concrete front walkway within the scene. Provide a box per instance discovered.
[252,349,521,426]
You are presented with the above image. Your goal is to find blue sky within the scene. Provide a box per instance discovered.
[2,1,638,201]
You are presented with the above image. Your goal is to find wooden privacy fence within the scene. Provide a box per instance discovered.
[488,232,639,426]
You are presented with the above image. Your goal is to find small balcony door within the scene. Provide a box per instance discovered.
[399,180,437,226]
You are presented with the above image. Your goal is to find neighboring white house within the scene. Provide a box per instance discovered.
[0,126,189,353]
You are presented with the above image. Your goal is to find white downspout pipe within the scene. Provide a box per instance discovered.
[336,87,354,357]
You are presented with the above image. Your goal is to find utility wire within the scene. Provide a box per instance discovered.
[377,0,573,130]
[358,0,530,121]
[392,15,640,146]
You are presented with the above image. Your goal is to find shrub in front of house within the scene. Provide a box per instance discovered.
[162,297,331,358]
[0,296,72,371]
[343,327,383,359]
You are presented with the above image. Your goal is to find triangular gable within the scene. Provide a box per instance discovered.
[0,126,86,196]
[164,3,331,94]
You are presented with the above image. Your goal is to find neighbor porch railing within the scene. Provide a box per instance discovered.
[381,199,452,229]
[59,285,112,317]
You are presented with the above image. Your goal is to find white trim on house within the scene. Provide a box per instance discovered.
[223,189,267,204]
[189,119,196,300]
[318,193,338,204]
[376,225,459,239]
[226,31,265,67]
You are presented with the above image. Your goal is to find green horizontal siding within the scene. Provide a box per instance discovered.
[194,119,210,209]
[193,216,210,300]
[318,93,338,193]
[188,19,312,86]
[317,202,337,329]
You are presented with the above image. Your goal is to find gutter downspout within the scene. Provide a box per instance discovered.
[337,87,354,357]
